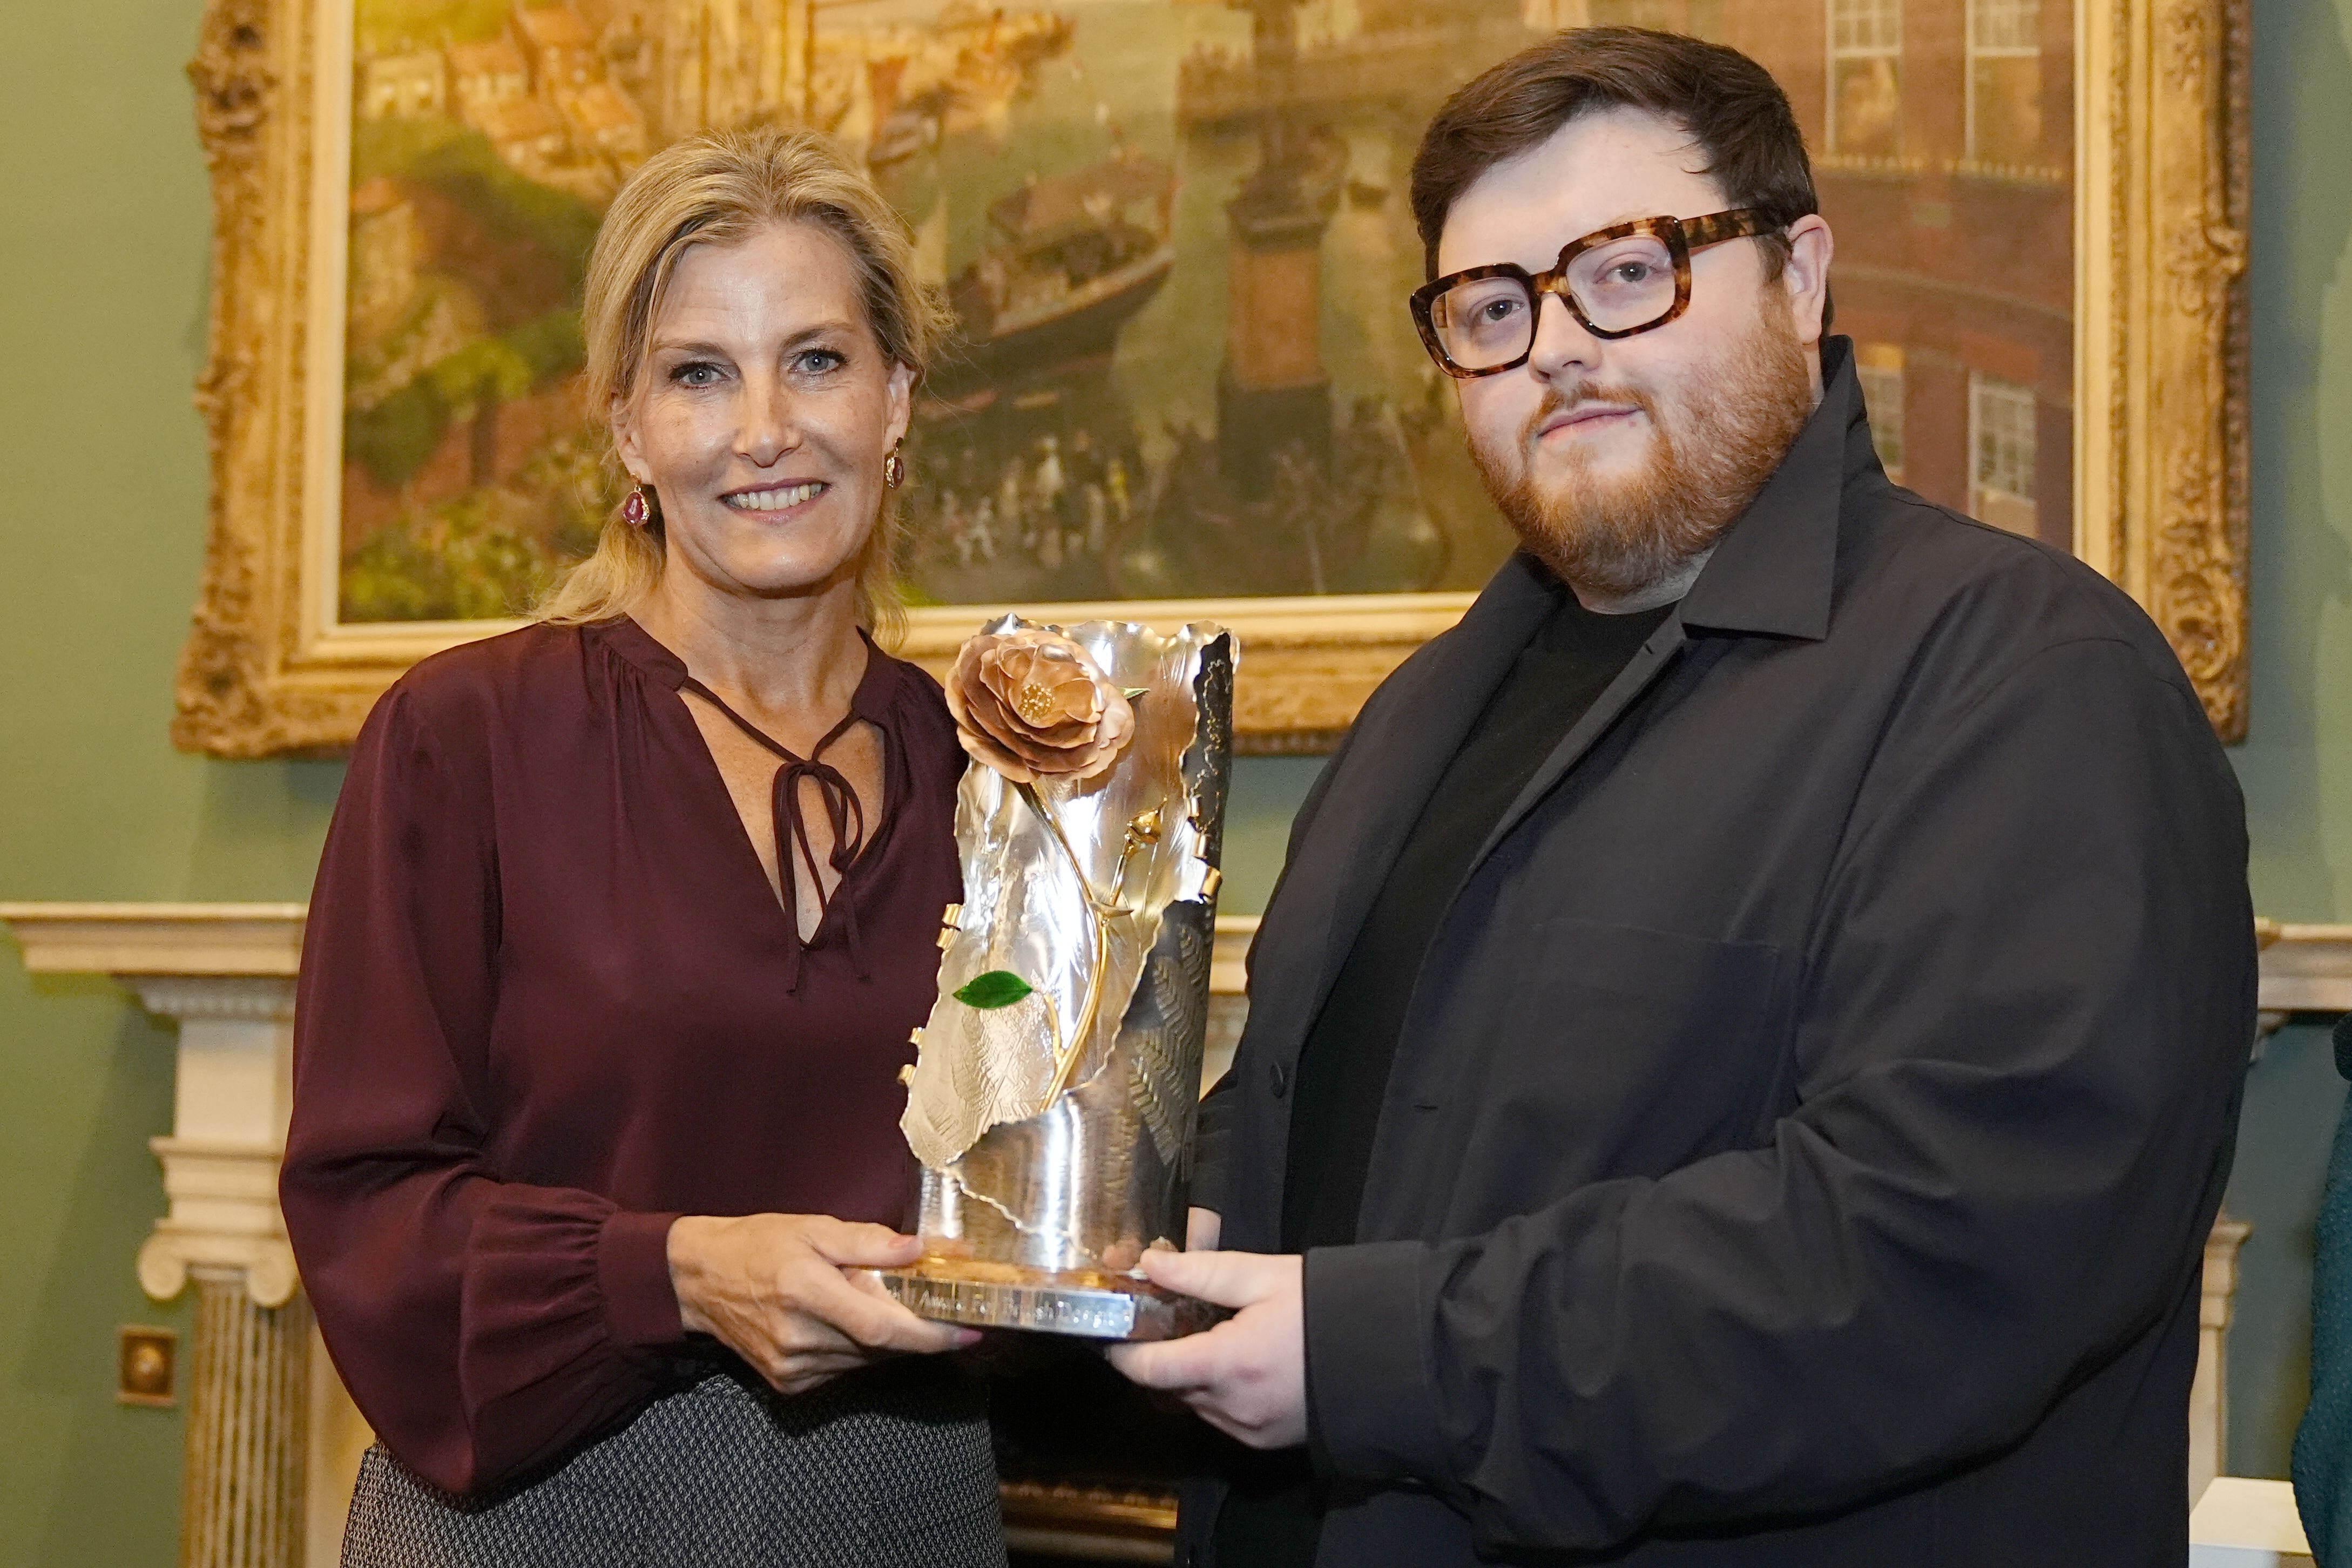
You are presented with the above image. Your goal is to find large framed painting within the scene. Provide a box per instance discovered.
[173,0,2248,758]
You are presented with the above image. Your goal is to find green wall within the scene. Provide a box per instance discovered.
[3,0,2349,1558]
[2208,0,2352,1477]
[0,0,344,1557]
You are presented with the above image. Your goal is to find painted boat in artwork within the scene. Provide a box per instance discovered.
[934,151,1178,395]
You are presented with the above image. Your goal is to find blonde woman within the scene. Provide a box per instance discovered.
[281,129,1008,1566]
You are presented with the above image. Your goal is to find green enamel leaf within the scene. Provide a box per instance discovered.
[954,970,1036,1010]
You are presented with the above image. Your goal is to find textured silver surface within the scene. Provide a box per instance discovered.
[896,620,1233,1308]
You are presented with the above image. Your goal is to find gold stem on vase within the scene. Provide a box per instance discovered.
[1043,905,1112,1104]
[1016,785,1164,1105]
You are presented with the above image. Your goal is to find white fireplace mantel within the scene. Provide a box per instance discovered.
[4,903,308,1308]
[5,902,2347,1567]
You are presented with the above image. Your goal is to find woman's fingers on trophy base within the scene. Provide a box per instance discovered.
[869,1309,981,1354]
[802,1265,977,1355]
[803,1218,925,1268]
[837,1270,978,1350]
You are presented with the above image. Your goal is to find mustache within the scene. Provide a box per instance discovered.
[1518,384,1662,446]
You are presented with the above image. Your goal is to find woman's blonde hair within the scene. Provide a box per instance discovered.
[538,126,952,636]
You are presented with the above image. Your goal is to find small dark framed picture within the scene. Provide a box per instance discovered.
[117,1326,178,1408]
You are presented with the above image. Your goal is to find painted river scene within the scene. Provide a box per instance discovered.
[334,0,1572,620]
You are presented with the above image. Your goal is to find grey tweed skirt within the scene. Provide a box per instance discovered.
[342,1361,1005,1567]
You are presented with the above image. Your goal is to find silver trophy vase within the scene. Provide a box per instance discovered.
[876,618,1233,1341]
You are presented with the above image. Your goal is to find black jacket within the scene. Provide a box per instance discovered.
[1187,341,2255,1566]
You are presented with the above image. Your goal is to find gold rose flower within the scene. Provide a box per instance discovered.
[947,627,1137,784]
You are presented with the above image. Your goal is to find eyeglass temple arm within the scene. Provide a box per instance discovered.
[1680,208,1774,248]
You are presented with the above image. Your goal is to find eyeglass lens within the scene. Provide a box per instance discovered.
[1428,233,1679,369]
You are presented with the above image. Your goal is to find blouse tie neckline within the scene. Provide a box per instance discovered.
[676,674,874,992]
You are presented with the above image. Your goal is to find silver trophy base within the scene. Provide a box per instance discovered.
[867,1258,1225,1342]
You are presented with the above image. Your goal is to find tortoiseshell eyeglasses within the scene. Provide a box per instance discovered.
[1409,209,1778,378]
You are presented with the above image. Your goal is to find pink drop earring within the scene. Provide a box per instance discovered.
[623,479,652,525]
[884,442,906,489]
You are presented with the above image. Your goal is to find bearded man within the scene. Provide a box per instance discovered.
[1108,27,2255,1568]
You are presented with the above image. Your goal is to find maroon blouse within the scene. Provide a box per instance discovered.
[280,618,964,1497]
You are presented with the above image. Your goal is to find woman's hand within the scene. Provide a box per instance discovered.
[666,1214,976,1396]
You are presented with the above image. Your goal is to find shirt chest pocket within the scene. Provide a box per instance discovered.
[1449,918,1789,1212]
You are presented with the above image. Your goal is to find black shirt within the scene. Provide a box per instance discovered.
[1215,580,1672,1566]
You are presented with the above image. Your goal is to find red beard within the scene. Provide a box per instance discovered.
[1470,301,1817,600]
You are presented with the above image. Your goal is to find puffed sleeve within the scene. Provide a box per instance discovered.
[281,682,689,1497]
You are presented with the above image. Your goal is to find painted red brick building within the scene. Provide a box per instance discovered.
[1539,0,2074,548]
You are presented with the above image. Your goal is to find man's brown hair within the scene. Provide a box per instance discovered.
[1410,28,1821,291]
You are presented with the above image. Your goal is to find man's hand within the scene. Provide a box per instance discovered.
[1106,1248,1306,1449]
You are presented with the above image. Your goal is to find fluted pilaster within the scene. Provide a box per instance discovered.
[183,1270,311,1568]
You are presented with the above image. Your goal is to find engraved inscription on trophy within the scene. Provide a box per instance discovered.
[873,616,1233,1342]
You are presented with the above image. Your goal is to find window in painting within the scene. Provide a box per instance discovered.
[1854,344,1905,483]
[1293,0,1360,52]
[1970,374,2039,537]
[1967,0,2043,165]
[357,51,448,120]
[1828,0,1903,158]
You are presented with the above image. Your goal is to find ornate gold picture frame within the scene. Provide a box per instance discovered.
[173,0,2248,758]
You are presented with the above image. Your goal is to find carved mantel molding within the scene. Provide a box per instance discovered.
[2,902,305,978]
[2,904,309,1310]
